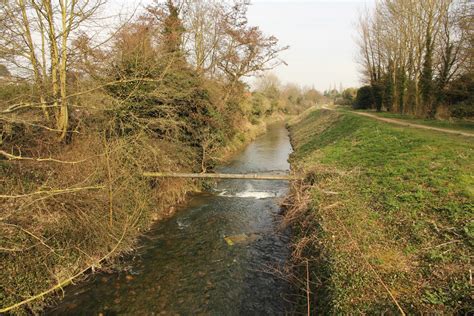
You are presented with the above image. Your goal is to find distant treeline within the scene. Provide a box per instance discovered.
[354,0,472,118]
[252,73,326,119]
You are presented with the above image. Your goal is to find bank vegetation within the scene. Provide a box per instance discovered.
[0,0,320,313]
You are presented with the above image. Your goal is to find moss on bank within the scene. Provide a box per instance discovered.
[285,109,473,314]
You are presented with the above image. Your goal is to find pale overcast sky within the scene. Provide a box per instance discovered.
[109,0,374,92]
[248,0,375,91]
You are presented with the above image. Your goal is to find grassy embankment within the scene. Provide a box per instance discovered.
[285,108,473,314]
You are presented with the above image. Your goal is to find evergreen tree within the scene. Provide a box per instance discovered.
[161,0,185,58]
[396,66,406,114]
[383,60,394,111]
[420,27,433,116]
[353,85,374,109]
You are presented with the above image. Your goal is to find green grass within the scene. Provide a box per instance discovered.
[287,109,473,314]
[355,110,474,132]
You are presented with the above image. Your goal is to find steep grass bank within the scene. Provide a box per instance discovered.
[0,115,272,314]
[285,109,473,314]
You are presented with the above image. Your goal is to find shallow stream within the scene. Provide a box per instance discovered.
[48,123,293,315]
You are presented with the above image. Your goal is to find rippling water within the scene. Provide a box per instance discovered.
[48,123,293,315]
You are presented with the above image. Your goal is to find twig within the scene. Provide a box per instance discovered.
[0,186,105,199]
[0,150,88,164]
[320,190,339,195]
[104,135,114,226]
[306,259,311,316]
[1,103,60,114]
[421,239,461,250]
[0,246,24,252]
[322,202,342,210]
[2,223,57,255]
[0,116,78,133]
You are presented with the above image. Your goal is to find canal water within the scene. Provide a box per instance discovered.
[48,122,293,315]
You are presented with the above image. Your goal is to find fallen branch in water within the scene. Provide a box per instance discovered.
[143,171,298,180]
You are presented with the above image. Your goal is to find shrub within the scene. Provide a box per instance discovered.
[450,102,474,119]
[353,85,374,109]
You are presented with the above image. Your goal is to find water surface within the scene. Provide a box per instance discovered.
[49,123,293,315]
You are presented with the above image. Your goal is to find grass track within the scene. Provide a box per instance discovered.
[353,110,474,134]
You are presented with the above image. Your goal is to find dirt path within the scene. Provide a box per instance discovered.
[352,111,474,137]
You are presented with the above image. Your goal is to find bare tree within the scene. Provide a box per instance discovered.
[255,72,281,93]
[356,0,470,117]
[181,0,226,76]
[0,0,107,140]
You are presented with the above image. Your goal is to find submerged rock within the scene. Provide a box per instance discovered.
[224,233,259,246]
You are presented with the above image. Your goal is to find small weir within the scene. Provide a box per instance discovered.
[48,122,294,315]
